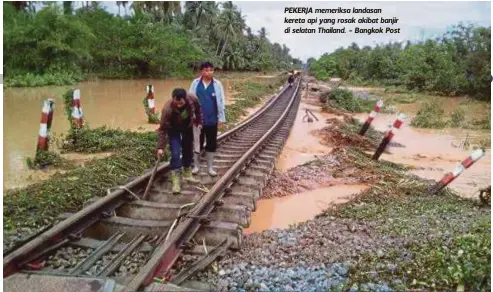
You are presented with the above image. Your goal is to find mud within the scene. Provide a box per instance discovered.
[275,102,333,172]
[354,113,491,198]
[245,184,369,234]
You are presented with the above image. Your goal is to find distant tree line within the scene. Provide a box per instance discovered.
[308,24,491,101]
[4,1,302,87]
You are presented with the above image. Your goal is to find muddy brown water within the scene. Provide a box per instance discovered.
[354,113,491,199]
[245,184,369,234]
[248,95,491,233]
[3,78,247,190]
[275,103,333,171]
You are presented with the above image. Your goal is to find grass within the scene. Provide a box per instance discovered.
[338,189,490,291]
[4,129,160,230]
[223,74,285,131]
[318,146,490,291]
[3,75,286,231]
[26,150,74,170]
[311,82,491,291]
[410,98,491,130]
[320,88,375,113]
[4,71,85,88]
[410,98,448,128]
[361,87,490,130]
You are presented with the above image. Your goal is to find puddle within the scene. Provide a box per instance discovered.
[355,113,491,198]
[275,102,333,171]
[245,184,369,234]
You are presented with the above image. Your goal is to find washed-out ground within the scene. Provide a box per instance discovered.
[190,77,490,291]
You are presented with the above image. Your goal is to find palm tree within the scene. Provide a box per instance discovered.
[131,1,180,21]
[117,1,128,16]
[12,1,28,11]
[121,1,129,15]
[185,1,218,29]
[215,2,245,57]
[63,1,72,15]
[259,27,267,40]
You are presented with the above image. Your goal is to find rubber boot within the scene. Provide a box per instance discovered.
[183,167,199,184]
[207,152,217,177]
[192,152,200,174]
[170,169,181,194]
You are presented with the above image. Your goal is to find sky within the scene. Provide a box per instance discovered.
[99,1,490,62]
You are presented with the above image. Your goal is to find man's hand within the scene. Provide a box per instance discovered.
[218,121,224,129]
[157,149,164,159]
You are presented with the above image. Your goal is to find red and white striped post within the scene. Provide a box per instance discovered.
[146,84,155,115]
[359,100,384,136]
[71,89,84,128]
[372,113,406,161]
[428,149,486,194]
[36,99,55,152]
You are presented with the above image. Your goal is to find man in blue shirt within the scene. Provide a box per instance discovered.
[189,62,226,176]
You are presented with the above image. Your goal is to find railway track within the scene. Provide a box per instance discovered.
[4,76,302,292]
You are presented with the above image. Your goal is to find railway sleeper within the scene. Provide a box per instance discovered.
[244,170,268,182]
[200,159,236,168]
[150,188,254,211]
[79,216,241,249]
[230,138,268,144]
[222,192,256,211]
[69,237,153,253]
[231,183,261,199]
[244,130,272,136]
[237,176,265,189]
[193,221,242,250]
[218,144,253,151]
[260,149,280,157]
[117,201,250,227]
[214,153,244,160]
[248,162,274,173]
[216,148,250,156]
[251,157,272,167]
[257,153,277,161]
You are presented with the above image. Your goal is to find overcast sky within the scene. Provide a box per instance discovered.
[99,1,491,62]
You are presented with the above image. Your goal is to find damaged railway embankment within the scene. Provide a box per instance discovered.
[189,78,490,292]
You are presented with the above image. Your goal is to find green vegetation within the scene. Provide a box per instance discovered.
[410,98,447,128]
[223,75,285,130]
[3,76,283,230]
[320,147,490,291]
[450,107,466,128]
[4,137,160,230]
[26,150,73,170]
[319,88,374,113]
[410,98,491,130]
[142,98,160,124]
[309,24,491,101]
[4,1,301,88]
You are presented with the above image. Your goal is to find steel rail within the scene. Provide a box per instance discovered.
[126,77,302,291]
[3,79,290,278]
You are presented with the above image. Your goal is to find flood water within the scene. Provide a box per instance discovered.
[3,78,244,190]
[275,103,332,171]
[245,184,369,234]
[355,113,491,198]
[247,95,491,234]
